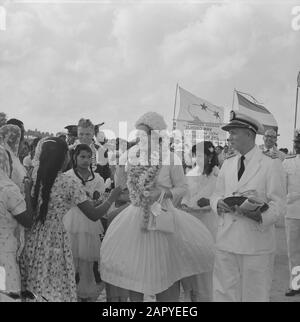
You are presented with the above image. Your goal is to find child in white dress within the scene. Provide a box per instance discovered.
[63,144,105,301]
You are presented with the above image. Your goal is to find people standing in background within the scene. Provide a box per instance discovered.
[261,129,285,161]
[65,119,98,173]
[283,129,300,297]
[6,119,25,158]
[64,125,78,146]
[215,146,224,167]
[95,127,111,182]
[23,137,41,175]
[56,132,68,143]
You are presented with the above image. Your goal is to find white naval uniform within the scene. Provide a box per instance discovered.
[210,145,286,302]
[283,154,300,289]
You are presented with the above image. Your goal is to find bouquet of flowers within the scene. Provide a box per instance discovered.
[127,149,162,230]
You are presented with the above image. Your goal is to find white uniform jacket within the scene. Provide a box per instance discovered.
[283,155,300,219]
[210,145,286,255]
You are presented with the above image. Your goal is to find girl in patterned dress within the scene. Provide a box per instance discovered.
[63,144,105,301]
[20,138,122,302]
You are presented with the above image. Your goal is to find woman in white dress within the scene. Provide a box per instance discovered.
[181,141,219,238]
[100,112,215,302]
[181,141,219,301]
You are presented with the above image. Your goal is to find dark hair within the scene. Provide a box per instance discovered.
[191,141,219,176]
[7,118,25,141]
[33,137,68,224]
[32,137,41,149]
[72,144,95,185]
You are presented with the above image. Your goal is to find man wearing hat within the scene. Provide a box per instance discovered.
[261,128,286,161]
[210,111,286,302]
[64,125,78,146]
[283,129,300,296]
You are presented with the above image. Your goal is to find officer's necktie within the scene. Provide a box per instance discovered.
[238,155,245,181]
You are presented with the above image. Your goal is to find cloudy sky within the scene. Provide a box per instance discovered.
[0,0,300,149]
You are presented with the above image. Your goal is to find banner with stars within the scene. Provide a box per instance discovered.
[175,86,226,144]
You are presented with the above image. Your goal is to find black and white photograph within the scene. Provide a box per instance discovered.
[0,0,300,304]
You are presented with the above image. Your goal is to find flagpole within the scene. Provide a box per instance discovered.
[232,89,236,110]
[294,87,299,132]
[294,72,300,131]
[293,72,300,154]
[172,83,179,131]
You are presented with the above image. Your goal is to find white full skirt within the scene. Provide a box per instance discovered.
[100,200,215,295]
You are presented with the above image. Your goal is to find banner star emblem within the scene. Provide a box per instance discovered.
[200,103,208,111]
[214,111,220,119]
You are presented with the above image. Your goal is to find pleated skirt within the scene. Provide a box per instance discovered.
[100,201,215,295]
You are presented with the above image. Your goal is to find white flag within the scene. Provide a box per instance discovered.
[175,86,225,143]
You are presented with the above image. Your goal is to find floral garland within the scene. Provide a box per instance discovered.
[127,149,162,231]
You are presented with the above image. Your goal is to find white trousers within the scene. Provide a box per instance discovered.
[285,218,300,288]
[213,250,274,302]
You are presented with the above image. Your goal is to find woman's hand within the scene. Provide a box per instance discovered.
[108,186,123,203]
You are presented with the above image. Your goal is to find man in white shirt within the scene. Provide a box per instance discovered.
[283,129,300,296]
[210,111,286,302]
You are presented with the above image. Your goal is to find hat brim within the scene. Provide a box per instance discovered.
[222,121,257,133]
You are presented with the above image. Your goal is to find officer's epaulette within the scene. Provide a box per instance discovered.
[285,154,296,159]
[225,153,237,160]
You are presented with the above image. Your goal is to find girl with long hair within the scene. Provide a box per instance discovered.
[20,138,122,302]
[181,141,219,301]
[63,144,106,301]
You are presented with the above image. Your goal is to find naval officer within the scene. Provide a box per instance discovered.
[210,111,286,302]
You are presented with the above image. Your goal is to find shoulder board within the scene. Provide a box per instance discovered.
[285,155,296,159]
[225,153,237,160]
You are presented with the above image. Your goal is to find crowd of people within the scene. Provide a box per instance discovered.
[0,110,299,302]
